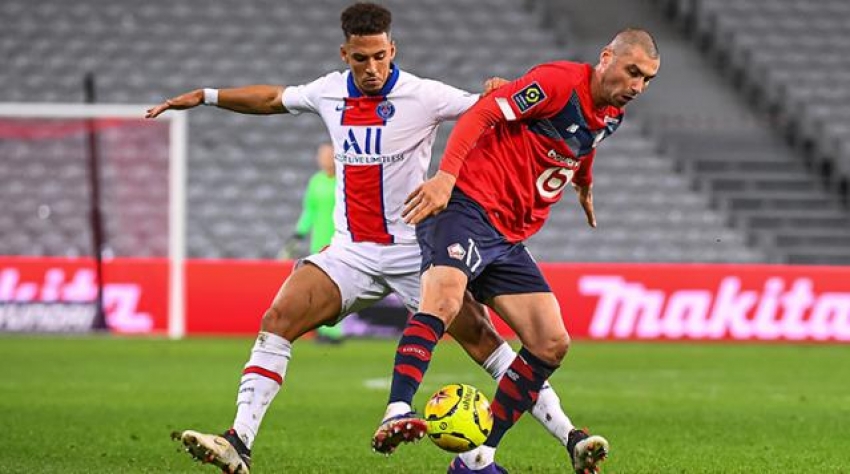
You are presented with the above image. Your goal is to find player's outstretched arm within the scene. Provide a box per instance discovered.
[145,85,286,118]
[574,183,597,228]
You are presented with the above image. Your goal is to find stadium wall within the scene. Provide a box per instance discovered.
[1,257,849,342]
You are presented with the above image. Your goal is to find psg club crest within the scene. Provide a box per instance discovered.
[376,100,396,120]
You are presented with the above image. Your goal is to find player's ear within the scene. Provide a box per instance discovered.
[389,40,397,61]
[599,46,613,70]
[340,44,349,64]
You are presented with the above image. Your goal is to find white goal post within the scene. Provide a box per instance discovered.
[0,103,188,339]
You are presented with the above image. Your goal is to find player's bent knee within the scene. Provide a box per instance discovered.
[421,268,468,321]
[553,333,571,361]
[422,281,465,320]
[261,304,335,341]
[429,293,464,321]
[527,333,570,367]
[260,305,290,335]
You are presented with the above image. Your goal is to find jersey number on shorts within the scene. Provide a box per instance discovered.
[536,167,574,200]
[465,238,482,272]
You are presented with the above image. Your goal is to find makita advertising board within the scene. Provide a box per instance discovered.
[1,257,848,342]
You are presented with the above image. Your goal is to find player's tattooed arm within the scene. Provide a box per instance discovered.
[146,85,286,118]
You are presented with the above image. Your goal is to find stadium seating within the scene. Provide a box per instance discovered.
[687,0,850,191]
[656,0,850,264]
[0,0,765,262]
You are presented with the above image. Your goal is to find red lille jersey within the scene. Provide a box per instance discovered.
[440,61,624,242]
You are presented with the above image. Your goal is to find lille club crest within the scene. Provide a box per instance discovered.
[447,243,466,261]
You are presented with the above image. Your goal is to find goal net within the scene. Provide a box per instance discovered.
[0,103,187,338]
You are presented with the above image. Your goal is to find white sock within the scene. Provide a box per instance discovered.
[383,401,412,421]
[481,342,516,379]
[531,381,575,447]
[459,445,496,470]
[232,332,291,449]
[482,342,575,447]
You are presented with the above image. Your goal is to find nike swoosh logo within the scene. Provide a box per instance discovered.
[335,104,354,111]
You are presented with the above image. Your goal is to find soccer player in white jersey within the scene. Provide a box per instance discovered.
[147,3,580,473]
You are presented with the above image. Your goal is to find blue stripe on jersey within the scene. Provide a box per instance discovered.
[526,91,620,158]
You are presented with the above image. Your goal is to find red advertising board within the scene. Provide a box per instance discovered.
[0,257,168,334]
[1,257,849,342]
[185,259,293,334]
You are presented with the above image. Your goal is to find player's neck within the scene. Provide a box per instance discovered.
[589,67,608,109]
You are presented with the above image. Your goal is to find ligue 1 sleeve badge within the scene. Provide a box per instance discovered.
[376,100,396,120]
[512,81,547,113]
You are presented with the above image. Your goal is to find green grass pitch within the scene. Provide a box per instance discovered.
[1,336,848,473]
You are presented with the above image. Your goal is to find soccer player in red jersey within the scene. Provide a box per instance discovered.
[374,29,660,473]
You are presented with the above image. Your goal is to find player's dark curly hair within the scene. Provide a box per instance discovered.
[341,2,392,39]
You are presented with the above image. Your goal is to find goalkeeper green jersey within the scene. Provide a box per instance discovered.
[295,172,336,254]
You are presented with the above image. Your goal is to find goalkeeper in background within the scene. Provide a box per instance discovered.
[280,143,342,343]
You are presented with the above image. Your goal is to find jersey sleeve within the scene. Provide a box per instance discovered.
[438,64,580,176]
[281,72,338,115]
[489,63,578,122]
[421,79,479,122]
[572,150,595,187]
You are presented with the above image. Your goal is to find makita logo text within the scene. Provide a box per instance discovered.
[580,276,850,341]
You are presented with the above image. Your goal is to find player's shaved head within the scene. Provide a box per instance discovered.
[341,2,392,40]
[608,28,658,59]
[593,28,660,108]
[608,28,659,59]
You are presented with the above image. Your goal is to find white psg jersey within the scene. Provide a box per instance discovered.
[282,67,477,245]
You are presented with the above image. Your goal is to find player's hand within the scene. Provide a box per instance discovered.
[145,89,204,118]
[574,183,597,228]
[482,77,510,97]
[403,171,456,225]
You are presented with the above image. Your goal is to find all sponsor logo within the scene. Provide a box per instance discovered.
[343,127,383,155]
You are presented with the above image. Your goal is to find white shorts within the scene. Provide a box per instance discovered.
[301,240,421,319]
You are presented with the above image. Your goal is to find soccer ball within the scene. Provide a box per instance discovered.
[424,383,493,453]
